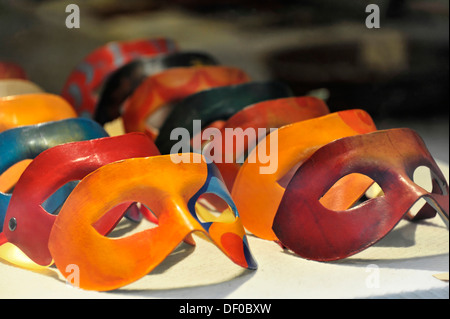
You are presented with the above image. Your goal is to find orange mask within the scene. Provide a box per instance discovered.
[48,154,257,291]
[0,93,77,132]
[231,109,377,241]
[209,96,330,190]
[94,51,219,126]
[121,66,250,138]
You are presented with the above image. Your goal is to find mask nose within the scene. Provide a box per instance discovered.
[206,218,257,270]
[401,171,449,223]
[3,210,55,267]
[221,232,257,269]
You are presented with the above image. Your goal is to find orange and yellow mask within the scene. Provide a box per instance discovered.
[231,109,378,241]
[48,154,257,291]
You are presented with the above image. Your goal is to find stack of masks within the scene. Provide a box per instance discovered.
[0,38,447,292]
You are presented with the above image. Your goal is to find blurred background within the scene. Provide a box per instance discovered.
[0,0,448,162]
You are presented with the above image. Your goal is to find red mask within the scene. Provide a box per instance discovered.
[273,128,449,261]
[210,96,330,190]
[0,133,160,267]
[61,38,177,118]
[0,62,27,80]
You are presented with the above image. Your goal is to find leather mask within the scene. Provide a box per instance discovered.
[48,154,257,291]
[61,38,177,118]
[231,109,377,241]
[0,133,160,267]
[122,66,251,139]
[94,51,219,125]
[273,128,449,261]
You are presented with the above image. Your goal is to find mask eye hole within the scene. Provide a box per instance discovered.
[95,202,158,239]
[319,173,383,211]
[194,193,236,224]
[145,103,175,137]
[413,166,433,193]
[413,165,445,195]
[409,165,447,219]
